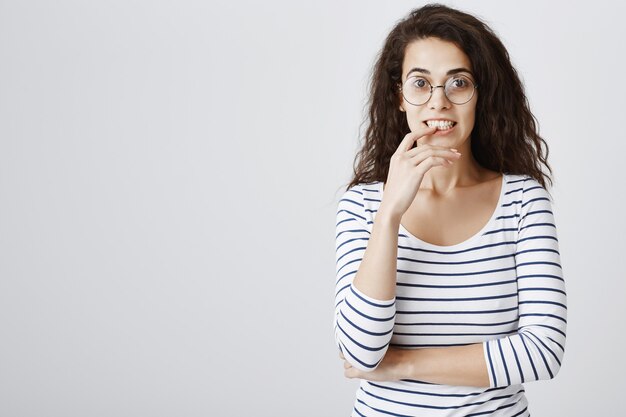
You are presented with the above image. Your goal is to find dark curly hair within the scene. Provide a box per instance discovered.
[346,4,552,191]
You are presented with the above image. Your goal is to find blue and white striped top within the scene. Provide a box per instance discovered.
[334,173,567,417]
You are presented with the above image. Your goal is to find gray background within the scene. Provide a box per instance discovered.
[1,0,624,416]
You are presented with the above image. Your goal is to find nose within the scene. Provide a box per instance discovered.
[429,85,451,110]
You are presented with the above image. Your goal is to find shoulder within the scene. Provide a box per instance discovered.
[336,181,383,228]
[338,181,383,205]
[504,174,552,216]
[504,173,551,198]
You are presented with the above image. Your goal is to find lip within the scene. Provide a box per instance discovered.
[423,118,456,123]
[423,119,457,135]
[431,124,456,136]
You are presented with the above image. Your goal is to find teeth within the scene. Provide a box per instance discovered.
[426,120,455,130]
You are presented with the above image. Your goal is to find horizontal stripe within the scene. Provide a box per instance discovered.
[397,306,519,315]
[466,400,518,416]
[339,343,381,369]
[336,245,366,265]
[521,197,550,208]
[396,293,518,302]
[336,236,369,252]
[397,266,517,277]
[393,330,516,337]
[340,310,395,336]
[350,285,395,307]
[396,279,517,289]
[517,273,564,281]
[521,210,553,222]
[397,240,516,255]
[336,322,389,352]
[394,318,519,327]
[519,323,566,339]
[505,187,523,195]
[483,227,517,235]
[337,208,366,221]
[344,298,396,322]
[397,253,515,266]
[519,300,567,309]
[366,381,508,398]
[519,313,567,323]
[518,287,567,295]
[359,386,519,410]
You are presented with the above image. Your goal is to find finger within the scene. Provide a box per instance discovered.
[396,125,437,153]
[406,145,461,158]
[416,155,454,172]
[339,352,345,360]
[408,148,462,165]
[343,361,352,369]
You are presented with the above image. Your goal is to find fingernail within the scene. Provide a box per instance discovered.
[450,148,458,151]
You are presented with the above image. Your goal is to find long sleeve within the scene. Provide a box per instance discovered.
[333,185,396,371]
[483,179,567,387]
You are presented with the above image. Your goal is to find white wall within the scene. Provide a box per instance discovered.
[0,1,623,415]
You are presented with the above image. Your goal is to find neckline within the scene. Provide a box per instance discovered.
[378,173,507,250]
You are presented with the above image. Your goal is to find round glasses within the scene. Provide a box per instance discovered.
[400,74,478,106]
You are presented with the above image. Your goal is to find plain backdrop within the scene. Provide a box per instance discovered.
[1,1,624,416]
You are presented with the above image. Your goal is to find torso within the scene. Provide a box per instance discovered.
[338,172,546,416]
[395,171,503,247]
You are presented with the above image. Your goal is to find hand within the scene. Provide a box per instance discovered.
[340,347,410,382]
[380,125,462,220]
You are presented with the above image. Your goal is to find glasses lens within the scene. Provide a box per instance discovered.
[445,75,475,104]
[402,77,431,105]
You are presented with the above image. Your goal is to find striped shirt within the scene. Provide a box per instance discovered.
[334,173,567,417]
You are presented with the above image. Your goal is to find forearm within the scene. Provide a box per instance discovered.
[401,343,490,387]
[351,207,401,300]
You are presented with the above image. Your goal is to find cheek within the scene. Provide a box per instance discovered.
[462,105,477,128]
[405,110,425,131]
[466,113,476,128]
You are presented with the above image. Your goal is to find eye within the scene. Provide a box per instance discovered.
[452,78,466,88]
[447,76,472,90]
[409,77,429,89]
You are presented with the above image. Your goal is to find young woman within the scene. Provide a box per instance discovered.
[334,4,567,416]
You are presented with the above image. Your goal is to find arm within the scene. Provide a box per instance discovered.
[405,344,490,387]
[482,181,567,387]
[334,186,401,371]
[343,343,490,386]
[335,127,461,372]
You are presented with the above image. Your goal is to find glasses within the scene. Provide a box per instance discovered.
[400,74,478,106]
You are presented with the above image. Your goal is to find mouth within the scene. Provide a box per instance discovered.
[423,119,457,131]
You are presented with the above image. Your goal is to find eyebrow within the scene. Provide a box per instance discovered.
[406,67,473,78]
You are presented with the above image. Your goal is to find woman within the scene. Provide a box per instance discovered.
[334,4,566,417]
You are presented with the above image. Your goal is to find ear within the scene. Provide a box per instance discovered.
[399,99,405,112]
[397,85,405,112]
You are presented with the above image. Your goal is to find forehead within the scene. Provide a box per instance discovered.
[402,37,472,79]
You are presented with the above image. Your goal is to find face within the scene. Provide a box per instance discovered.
[399,37,478,148]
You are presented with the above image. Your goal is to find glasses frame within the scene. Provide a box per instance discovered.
[399,75,478,106]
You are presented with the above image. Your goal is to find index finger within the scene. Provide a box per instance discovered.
[397,125,437,153]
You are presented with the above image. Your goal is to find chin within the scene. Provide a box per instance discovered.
[426,135,457,146]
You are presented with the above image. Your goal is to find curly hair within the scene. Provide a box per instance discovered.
[346,4,552,191]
